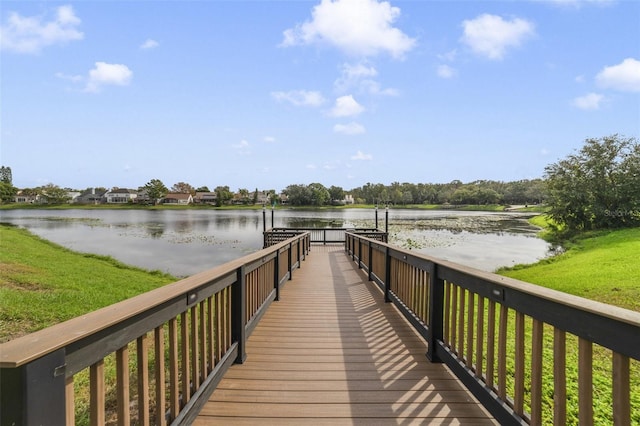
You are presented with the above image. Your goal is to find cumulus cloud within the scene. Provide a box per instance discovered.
[595,58,640,93]
[572,93,605,110]
[461,14,535,60]
[263,136,276,143]
[85,62,133,93]
[0,4,84,53]
[334,122,366,135]
[437,64,457,79]
[232,139,251,155]
[281,0,416,59]
[334,61,398,95]
[329,95,365,117]
[140,39,159,49]
[351,150,373,160]
[271,90,326,107]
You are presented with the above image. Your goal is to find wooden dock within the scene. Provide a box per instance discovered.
[195,245,496,425]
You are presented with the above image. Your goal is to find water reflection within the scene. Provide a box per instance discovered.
[0,208,550,276]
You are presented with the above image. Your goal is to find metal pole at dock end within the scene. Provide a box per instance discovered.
[385,204,389,233]
[262,205,266,232]
[375,204,378,229]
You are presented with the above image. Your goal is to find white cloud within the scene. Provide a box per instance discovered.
[351,150,373,160]
[461,14,535,60]
[271,90,326,107]
[0,5,83,53]
[334,62,397,95]
[306,164,317,169]
[55,72,83,82]
[85,62,133,93]
[329,95,365,117]
[437,64,457,79]
[334,122,366,135]
[572,92,605,110]
[263,136,276,143]
[232,139,251,155]
[140,39,159,49]
[595,58,640,93]
[281,0,416,59]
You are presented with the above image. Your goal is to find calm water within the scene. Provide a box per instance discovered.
[0,208,551,276]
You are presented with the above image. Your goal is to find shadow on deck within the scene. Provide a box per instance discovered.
[195,246,496,425]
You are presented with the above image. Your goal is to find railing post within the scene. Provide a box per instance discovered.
[288,243,293,280]
[427,263,444,363]
[384,246,392,303]
[367,241,373,281]
[274,248,280,301]
[232,266,247,364]
[0,349,66,425]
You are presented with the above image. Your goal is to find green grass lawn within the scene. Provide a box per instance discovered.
[499,226,640,312]
[0,224,175,342]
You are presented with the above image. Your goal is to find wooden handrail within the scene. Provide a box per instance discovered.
[345,231,640,425]
[0,232,310,426]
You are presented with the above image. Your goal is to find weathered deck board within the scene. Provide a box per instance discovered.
[194,245,496,425]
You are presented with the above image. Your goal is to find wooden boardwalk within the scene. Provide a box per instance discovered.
[195,245,496,425]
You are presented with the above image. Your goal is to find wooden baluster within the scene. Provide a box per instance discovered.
[486,300,496,389]
[116,345,130,426]
[66,376,75,426]
[444,281,451,347]
[497,305,508,400]
[466,291,475,368]
[612,352,630,426]
[90,359,105,426]
[137,333,150,426]
[168,318,179,420]
[154,326,166,426]
[475,296,485,378]
[457,287,465,360]
[207,297,214,372]
[450,283,458,352]
[553,328,566,426]
[190,305,199,392]
[514,312,525,416]
[578,338,593,426]
[180,311,191,403]
[199,302,206,385]
[530,319,543,426]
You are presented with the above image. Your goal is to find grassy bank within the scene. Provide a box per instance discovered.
[0,224,175,342]
[498,224,640,312]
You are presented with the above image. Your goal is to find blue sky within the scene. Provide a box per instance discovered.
[2,0,639,192]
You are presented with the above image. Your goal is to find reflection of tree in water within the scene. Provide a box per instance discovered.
[173,219,194,233]
[285,218,346,228]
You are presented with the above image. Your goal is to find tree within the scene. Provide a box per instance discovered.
[0,166,12,184]
[171,182,195,194]
[143,179,168,204]
[328,185,345,204]
[214,186,233,206]
[0,166,16,203]
[544,135,640,231]
[41,184,70,204]
[308,183,330,206]
[195,186,210,192]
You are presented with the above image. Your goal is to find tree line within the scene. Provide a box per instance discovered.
[3,135,639,233]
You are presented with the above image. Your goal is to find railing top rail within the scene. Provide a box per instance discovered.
[0,232,311,368]
[346,231,640,329]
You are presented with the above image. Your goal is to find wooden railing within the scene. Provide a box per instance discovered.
[0,233,310,426]
[264,227,386,248]
[346,232,640,426]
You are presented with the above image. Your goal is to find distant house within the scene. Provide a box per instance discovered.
[163,193,193,205]
[194,192,217,204]
[343,194,355,205]
[67,191,81,203]
[14,191,42,204]
[105,188,138,204]
[76,188,107,204]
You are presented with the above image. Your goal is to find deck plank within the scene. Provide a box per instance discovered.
[195,245,496,425]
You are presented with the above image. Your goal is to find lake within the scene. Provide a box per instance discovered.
[0,208,551,277]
